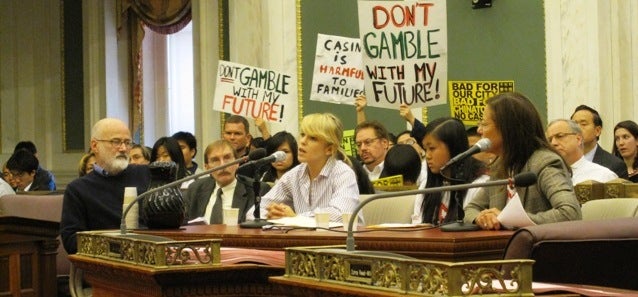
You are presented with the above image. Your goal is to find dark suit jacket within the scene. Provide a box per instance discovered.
[593,145,628,179]
[183,175,271,224]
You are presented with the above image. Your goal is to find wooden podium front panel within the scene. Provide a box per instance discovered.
[70,254,286,297]
[136,225,514,261]
[0,217,59,297]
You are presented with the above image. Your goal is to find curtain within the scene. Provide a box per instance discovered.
[117,0,192,143]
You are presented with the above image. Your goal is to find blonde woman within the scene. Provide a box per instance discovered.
[261,113,360,223]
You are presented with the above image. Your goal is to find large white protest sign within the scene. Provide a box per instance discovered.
[310,34,365,105]
[213,60,296,123]
[358,0,447,109]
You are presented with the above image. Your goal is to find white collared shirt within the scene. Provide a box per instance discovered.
[364,161,384,181]
[571,156,618,185]
[204,179,237,224]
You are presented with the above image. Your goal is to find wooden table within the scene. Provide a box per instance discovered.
[135,225,514,261]
[70,254,286,297]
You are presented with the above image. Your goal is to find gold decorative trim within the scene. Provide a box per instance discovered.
[285,246,533,296]
[219,0,227,131]
[296,0,304,121]
[77,231,222,267]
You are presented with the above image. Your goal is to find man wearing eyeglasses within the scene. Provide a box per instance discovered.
[60,118,151,254]
[5,149,50,192]
[571,105,627,179]
[546,119,617,185]
[355,120,390,181]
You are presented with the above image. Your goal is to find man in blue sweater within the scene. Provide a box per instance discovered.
[60,118,150,254]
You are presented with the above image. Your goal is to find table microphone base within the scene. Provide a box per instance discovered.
[239,219,272,229]
[440,221,481,232]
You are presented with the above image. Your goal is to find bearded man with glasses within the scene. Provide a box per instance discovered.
[60,118,151,254]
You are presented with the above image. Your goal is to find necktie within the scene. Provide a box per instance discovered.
[210,188,223,224]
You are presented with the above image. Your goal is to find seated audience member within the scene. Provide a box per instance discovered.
[172,131,203,175]
[258,131,300,184]
[0,162,15,196]
[355,120,390,181]
[546,119,617,184]
[571,105,627,178]
[61,118,151,254]
[412,117,488,225]
[78,152,97,177]
[379,144,422,186]
[466,126,496,165]
[261,113,361,223]
[612,120,638,182]
[129,144,151,165]
[396,130,428,185]
[465,92,582,230]
[251,137,266,151]
[2,162,18,191]
[6,149,52,192]
[183,140,270,224]
[14,141,56,190]
[150,137,190,187]
[355,94,424,146]
[224,115,255,177]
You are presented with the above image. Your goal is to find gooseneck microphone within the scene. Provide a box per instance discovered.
[345,172,537,251]
[440,138,491,171]
[238,151,287,169]
[119,148,268,235]
[239,150,287,229]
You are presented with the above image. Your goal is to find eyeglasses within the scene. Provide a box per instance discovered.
[355,137,381,149]
[399,138,416,145]
[9,171,28,179]
[547,132,577,143]
[95,138,133,148]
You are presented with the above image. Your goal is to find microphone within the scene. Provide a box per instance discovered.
[237,150,286,169]
[440,138,491,171]
[345,172,537,251]
[119,148,267,235]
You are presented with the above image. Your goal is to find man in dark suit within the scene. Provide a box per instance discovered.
[184,139,270,224]
[571,105,628,179]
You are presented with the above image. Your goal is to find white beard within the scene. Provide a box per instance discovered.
[105,155,129,175]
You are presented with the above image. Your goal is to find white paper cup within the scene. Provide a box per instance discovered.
[123,187,138,229]
[223,208,240,226]
[342,213,357,231]
[315,212,330,231]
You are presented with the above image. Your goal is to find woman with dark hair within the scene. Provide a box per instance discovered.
[259,131,300,183]
[464,92,581,230]
[150,137,190,184]
[412,117,488,225]
[612,120,638,182]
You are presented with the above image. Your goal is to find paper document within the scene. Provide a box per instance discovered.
[497,193,536,229]
[268,216,343,229]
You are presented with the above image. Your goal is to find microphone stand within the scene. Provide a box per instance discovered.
[120,154,251,235]
[239,164,272,228]
[346,173,536,251]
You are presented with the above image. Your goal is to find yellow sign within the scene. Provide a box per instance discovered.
[341,129,356,157]
[371,175,403,187]
[448,81,514,125]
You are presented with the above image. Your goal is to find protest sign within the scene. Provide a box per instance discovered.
[358,0,447,109]
[448,80,514,125]
[213,60,296,123]
[310,34,365,105]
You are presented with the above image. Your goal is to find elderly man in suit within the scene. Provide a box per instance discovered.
[184,140,270,224]
[571,105,628,179]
